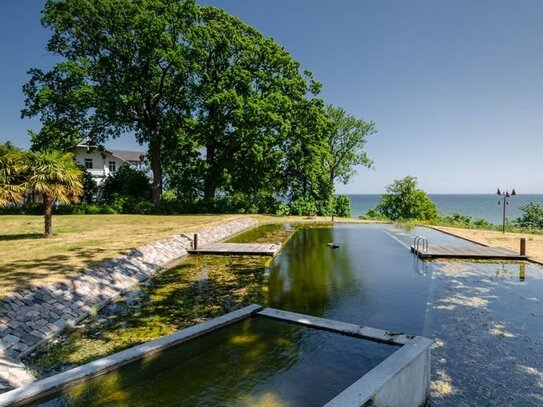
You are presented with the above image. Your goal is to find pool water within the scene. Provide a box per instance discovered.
[266,224,434,334]
[26,223,543,406]
[29,317,394,407]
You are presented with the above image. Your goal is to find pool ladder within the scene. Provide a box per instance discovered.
[413,236,429,275]
[413,236,428,255]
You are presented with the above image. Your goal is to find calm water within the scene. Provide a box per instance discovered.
[31,316,393,407]
[348,194,543,224]
[27,224,543,406]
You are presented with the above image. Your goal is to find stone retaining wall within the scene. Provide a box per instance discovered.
[0,217,258,362]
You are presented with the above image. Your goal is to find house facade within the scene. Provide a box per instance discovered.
[73,141,145,186]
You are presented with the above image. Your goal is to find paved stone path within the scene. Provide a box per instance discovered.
[0,217,258,392]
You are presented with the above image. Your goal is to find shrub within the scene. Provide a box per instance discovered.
[334,195,351,218]
[289,197,317,216]
[78,164,98,204]
[373,176,439,221]
[100,166,152,204]
[515,202,543,229]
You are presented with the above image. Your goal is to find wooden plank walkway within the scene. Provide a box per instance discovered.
[188,243,281,257]
[411,245,527,260]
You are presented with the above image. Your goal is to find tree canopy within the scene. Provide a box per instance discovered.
[325,104,375,185]
[162,5,333,212]
[0,143,28,206]
[22,0,375,214]
[373,176,439,220]
[0,146,83,237]
[22,0,199,205]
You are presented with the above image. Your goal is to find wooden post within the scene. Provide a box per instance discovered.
[193,233,198,250]
[520,238,526,256]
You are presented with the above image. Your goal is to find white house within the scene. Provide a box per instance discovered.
[73,140,146,186]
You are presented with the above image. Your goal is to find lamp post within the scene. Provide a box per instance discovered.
[497,188,516,233]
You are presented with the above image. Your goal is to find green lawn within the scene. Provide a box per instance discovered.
[0,213,362,297]
[0,214,242,297]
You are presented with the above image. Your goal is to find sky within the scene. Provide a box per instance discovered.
[1,0,542,194]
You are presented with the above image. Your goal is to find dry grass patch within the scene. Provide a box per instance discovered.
[0,214,241,297]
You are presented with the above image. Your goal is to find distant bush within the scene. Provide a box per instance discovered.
[370,176,439,221]
[443,212,473,225]
[0,203,42,215]
[100,166,152,204]
[54,204,117,215]
[275,202,290,216]
[438,212,492,229]
[0,203,118,215]
[108,195,152,214]
[334,195,351,218]
[515,202,543,229]
[360,208,389,221]
[289,197,317,216]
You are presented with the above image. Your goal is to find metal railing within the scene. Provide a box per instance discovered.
[413,236,428,255]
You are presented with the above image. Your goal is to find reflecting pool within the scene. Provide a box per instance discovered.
[29,316,394,407]
[266,224,433,334]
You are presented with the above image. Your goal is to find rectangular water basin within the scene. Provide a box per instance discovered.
[0,305,431,407]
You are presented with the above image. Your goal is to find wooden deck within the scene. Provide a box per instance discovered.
[411,245,527,260]
[188,242,281,257]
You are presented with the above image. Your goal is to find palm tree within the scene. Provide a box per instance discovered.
[0,143,28,206]
[26,151,83,237]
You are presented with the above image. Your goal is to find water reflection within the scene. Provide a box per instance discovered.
[267,228,356,316]
[266,225,433,334]
[494,262,529,282]
[520,263,526,281]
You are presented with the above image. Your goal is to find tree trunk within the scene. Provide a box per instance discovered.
[203,144,217,205]
[149,135,162,206]
[43,195,53,238]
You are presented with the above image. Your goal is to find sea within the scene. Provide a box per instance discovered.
[347,194,543,225]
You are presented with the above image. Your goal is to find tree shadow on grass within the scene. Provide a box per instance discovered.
[0,233,42,241]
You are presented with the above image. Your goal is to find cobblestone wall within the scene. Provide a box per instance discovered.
[0,217,258,362]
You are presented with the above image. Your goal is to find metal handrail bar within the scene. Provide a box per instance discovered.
[413,236,428,254]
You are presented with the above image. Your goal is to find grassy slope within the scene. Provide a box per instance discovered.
[0,214,366,297]
[0,214,241,297]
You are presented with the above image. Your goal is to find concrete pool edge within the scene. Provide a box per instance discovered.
[324,336,432,407]
[0,305,432,407]
[0,305,263,407]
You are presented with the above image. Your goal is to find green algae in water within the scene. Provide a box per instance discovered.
[26,255,268,376]
[226,223,295,244]
[28,316,394,407]
[26,224,297,377]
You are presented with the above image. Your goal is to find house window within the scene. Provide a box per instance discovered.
[108,161,116,172]
[85,159,93,169]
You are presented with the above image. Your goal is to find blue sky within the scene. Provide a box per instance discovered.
[1,1,542,193]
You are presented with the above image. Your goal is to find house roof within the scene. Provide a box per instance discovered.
[74,138,144,164]
[110,150,145,163]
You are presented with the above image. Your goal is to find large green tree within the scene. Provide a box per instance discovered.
[325,104,375,185]
[164,6,329,210]
[22,0,198,206]
[374,176,439,221]
[282,99,334,214]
